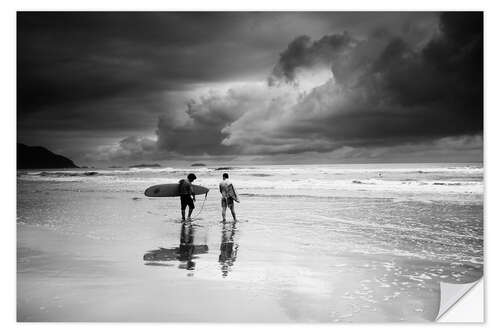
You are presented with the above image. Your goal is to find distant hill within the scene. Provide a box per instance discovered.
[191,163,206,166]
[17,143,78,169]
[129,163,161,168]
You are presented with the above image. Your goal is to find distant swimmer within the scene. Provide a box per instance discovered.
[179,173,197,221]
[219,173,239,222]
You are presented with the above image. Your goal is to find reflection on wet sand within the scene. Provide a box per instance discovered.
[219,221,239,277]
[143,222,208,270]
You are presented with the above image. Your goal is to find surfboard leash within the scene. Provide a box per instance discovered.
[193,192,208,218]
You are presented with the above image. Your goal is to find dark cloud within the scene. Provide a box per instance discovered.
[17,11,437,114]
[247,134,483,164]
[17,11,348,159]
[17,12,482,165]
[219,12,483,155]
[17,12,333,114]
[269,32,356,84]
[156,86,263,155]
[91,136,158,163]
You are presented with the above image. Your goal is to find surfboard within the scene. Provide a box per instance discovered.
[228,184,239,202]
[144,184,209,197]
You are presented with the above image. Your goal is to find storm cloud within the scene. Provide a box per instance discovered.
[268,32,356,84]
[154,12,482,158]
[17,12,482,165]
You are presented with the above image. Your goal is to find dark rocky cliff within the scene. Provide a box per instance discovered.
[17,143,78,169]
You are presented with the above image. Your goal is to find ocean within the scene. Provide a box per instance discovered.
[17,163,483,322]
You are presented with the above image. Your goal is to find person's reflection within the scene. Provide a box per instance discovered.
[178,221,197,270]
[143,222,208,271]
[219,221,239,277]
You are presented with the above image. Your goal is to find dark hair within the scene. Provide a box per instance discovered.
[223,173,229,179]
[187,173,197,181]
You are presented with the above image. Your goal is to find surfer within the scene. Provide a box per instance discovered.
[219,173,239,222]
[179,173,197,221]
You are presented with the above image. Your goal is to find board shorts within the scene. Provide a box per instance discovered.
[221,197,234,209]
[180,195,195,210]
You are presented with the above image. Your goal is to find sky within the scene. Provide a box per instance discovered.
[17,12,483,167]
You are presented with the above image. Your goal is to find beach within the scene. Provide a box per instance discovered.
[17,163,483,322]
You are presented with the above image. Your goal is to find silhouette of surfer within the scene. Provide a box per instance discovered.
[178,222,196,270]
[219,221,238,277]
[143,222,208,271]
[219,173,239,222]
[179,173,197,221]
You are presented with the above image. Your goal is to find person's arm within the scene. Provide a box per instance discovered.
[190,183,196,201]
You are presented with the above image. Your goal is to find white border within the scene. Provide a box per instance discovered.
[4,0,492,11]
[3,0,497,332]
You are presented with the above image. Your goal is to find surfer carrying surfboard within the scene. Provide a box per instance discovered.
[219,173,239,222]
[179,173,197,221]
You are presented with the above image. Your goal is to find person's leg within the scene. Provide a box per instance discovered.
[229,200,237,221]
[222,207,227,222]
[181,196,187,221]
[187,199,195,220]
[230,206,237,221]
[221,198,227,222]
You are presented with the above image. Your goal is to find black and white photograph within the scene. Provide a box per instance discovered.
[16,10,483,322]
